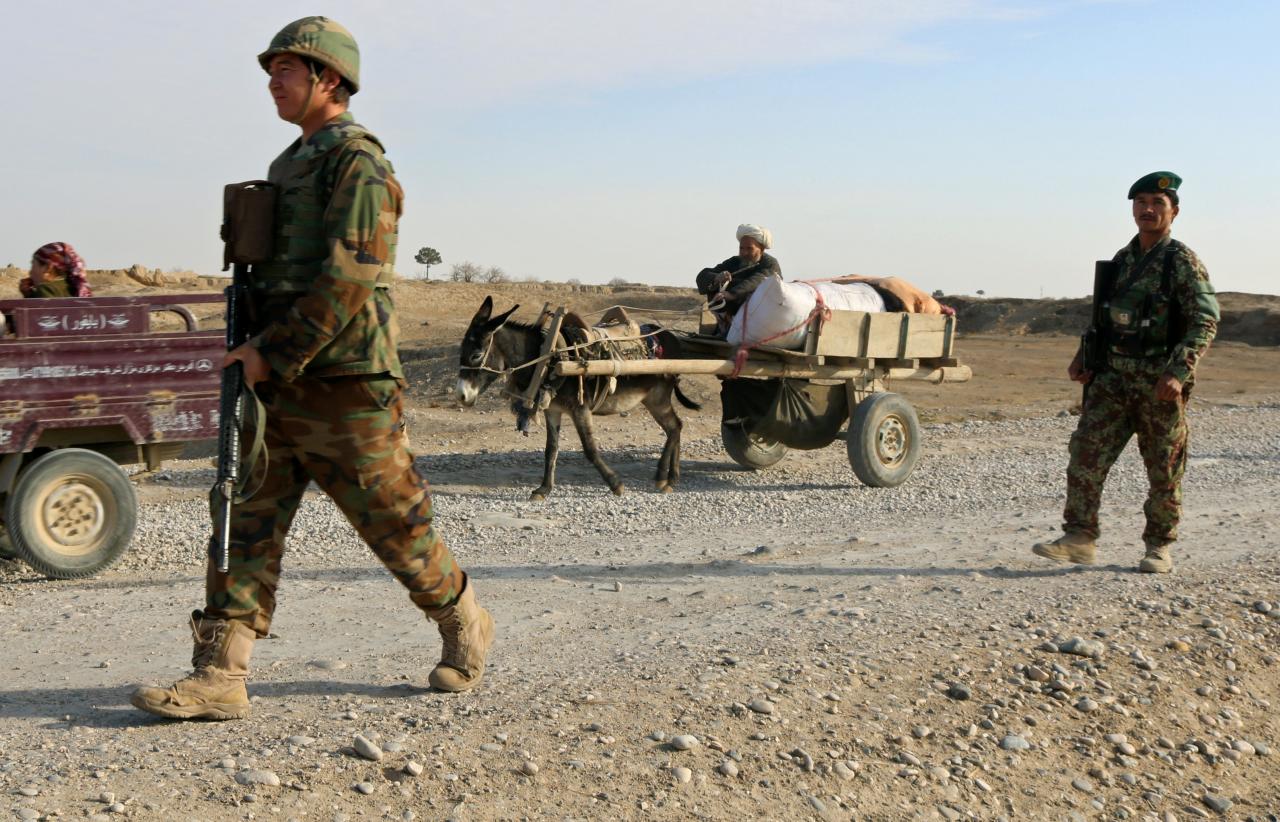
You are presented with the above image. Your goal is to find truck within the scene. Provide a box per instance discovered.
[0,293,223,578]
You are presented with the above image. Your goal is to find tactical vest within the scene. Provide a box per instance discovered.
[250,120,396,295]
[1104,243,1184,359]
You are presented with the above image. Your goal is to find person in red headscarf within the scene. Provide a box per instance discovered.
[20,243,93,298]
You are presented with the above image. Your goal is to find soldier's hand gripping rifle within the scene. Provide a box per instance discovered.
[1079,260,1118,403]
[212,181,275,572]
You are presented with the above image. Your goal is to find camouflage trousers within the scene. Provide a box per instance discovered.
[204,374,466,637]
[1064,365,1189,547]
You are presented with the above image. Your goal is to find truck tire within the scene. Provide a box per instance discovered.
[722,423,788,470]
[5,449,137,579]
[847,393,920,488]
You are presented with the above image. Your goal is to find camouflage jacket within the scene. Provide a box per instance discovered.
[251,112,404,381]
[1106,233,1218,385]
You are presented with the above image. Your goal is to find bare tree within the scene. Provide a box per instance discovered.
[450,261,484,283]
[607,277,630,287]
[484,266,510,284]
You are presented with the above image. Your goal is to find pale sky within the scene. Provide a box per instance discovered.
[4,0,1277,297]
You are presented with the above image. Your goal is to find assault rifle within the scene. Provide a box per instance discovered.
[1080,260,1118,402]
[211,271,249,572]
[212,181,275,572]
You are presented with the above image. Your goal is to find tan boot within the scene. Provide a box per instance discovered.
[426,577,495,692]
[1138,544,1174,574]
[131,611,255,720]
[1031,532,1097,565]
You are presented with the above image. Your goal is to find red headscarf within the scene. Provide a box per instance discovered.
[32,242,92,297]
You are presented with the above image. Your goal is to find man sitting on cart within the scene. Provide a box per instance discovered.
[695,223,781,335]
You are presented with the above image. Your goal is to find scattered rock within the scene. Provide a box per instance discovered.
[1059,637,1105,659]
[234,769,281,787]
[353,734,383,762]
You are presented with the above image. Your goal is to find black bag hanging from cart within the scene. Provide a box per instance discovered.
[721,378,849,450]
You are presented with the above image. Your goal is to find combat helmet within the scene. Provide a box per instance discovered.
[258,16,360,94]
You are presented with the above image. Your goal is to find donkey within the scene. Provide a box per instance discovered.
[455,296,700,500]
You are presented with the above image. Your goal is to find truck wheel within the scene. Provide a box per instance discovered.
[4,449,137,579]
[847,393,920,487]
[722,424,788,470]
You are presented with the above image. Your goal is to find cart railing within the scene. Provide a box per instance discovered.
[555,357,970,383]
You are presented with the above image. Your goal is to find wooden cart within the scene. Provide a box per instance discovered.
[553,307,971,487]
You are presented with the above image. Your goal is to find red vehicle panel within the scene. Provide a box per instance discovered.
[0,293,227,578]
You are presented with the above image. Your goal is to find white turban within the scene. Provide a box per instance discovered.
[736,223,772,250]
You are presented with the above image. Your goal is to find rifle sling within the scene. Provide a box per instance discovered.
[233,390,269,504]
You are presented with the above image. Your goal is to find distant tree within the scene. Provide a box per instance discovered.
[450,261,484,283]
[976,289,986,297]
[931,289,944,299]
[566,277,582,286]
[483,265,510,284]
[414,247,442,279]
[607,277,629,287]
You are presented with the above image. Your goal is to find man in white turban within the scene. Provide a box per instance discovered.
[695,223,782,332]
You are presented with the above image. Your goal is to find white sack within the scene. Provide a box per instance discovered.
[727,277,885,350]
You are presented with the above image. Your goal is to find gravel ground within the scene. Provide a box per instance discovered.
[2,400,1280,820]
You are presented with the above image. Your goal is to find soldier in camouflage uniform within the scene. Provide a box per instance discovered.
[1032,172,1219,574]
[133,17,495,721]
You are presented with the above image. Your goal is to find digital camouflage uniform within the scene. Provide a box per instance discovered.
[204,112,466,635]
[1063,233,1219,547]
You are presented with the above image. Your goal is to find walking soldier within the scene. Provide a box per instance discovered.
[132,17,495,720]
[1032,171,1219,574]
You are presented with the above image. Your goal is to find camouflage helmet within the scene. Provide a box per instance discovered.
[258,16,360,94]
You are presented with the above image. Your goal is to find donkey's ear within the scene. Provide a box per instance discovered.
[473,295,494,324]
[489,303,520,329]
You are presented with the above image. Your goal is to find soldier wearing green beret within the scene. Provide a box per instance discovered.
[1031,171,1219,574]
[132,17,495,721]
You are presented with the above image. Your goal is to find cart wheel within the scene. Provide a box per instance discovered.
[4,449,137,579]
[722,424,788,470]
[847,393,920,487]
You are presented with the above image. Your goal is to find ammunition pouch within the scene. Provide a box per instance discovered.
[221,181,277,271]
[1106,291,1173,358]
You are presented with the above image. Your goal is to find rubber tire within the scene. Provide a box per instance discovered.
[847,392,921,488]
[5,449,137,579]
[722,423,788,470]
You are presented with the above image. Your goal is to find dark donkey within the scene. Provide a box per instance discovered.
[455,296,700,500]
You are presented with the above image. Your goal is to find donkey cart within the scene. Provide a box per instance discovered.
[553,307,971,488]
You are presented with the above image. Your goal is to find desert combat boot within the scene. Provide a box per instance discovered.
[426,576,495,692]
[1031,532,1097,565]
[131,611,255,720]
[1138,543,1174,574]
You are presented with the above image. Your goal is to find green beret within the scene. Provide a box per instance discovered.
[1128,171,1181,203]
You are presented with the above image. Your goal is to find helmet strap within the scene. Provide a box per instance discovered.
[288,64,322,126]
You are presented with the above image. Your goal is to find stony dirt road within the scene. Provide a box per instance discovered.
[3,388,1280,821]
